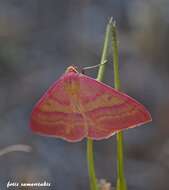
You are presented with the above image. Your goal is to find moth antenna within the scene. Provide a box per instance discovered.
[82,60,107,74]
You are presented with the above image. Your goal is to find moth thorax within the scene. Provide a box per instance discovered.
[64,77,80,96]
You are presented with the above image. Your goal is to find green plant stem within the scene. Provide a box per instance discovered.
[97,17,112,81]
[87,139,98,190]
[111,21,127,190]
[87,18,112,190]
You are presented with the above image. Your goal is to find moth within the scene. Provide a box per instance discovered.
[30,66,152,142]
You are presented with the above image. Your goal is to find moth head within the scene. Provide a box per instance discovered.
[65,66,78,73]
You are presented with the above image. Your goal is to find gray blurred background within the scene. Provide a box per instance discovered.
[0,0,169,189]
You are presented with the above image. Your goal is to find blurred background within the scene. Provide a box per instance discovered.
[0,0,169,189]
